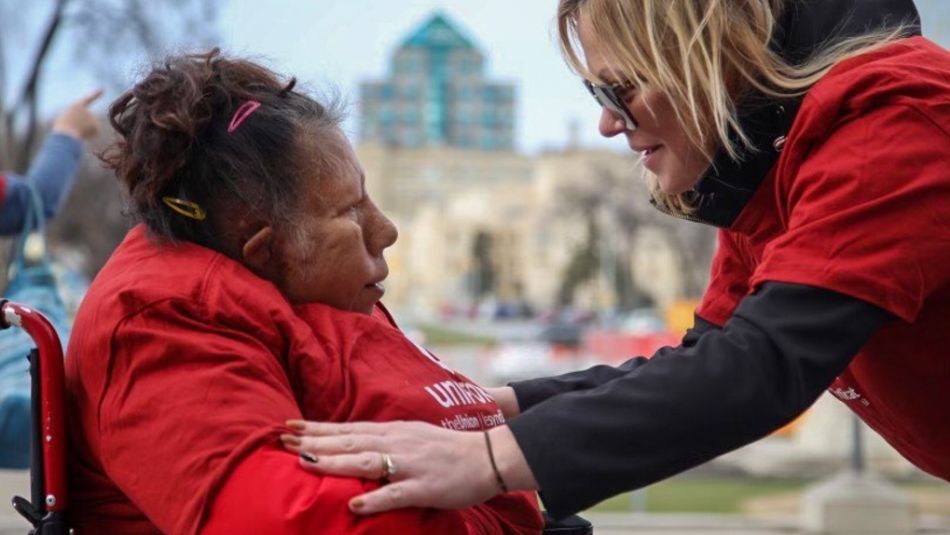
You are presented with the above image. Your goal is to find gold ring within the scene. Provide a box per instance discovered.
[381,453,397,479]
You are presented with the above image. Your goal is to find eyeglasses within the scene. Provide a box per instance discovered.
[583,79,638,131]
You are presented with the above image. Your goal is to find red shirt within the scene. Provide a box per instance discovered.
[698,37,950,480]
[66,225,542,535]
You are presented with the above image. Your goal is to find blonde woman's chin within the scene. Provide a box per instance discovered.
[649,170,706,196]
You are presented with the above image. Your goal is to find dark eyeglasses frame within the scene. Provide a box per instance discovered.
[583,79,638,131]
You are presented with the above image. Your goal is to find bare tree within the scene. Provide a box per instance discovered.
[46,133,130,275]
[0,0,223,274]
[551,165,653,308]
[553,185,602,307]
[553,162,717,306]
[659,209,719,298]
[0,0,222,172]
[69,0,222,92]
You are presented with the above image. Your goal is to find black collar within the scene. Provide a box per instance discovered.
[655,0,921,228]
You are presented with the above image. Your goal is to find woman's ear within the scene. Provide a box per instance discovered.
[241,225,279,280]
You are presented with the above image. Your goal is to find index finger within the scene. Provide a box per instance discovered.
[286,419,387,436]
[78,88,104,107]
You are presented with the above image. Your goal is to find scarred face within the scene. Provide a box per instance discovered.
[275,131,398,314]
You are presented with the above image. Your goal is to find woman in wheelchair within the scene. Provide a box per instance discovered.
[65,49,542,535]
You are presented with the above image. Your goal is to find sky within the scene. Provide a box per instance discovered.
[221,0,950,153]
[217,0,609,153]
[15,0,950,155]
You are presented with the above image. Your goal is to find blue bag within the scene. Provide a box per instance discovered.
[0,185,71,469]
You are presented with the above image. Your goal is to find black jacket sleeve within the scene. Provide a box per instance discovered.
[506,282,891,518]
[510,316,716,411]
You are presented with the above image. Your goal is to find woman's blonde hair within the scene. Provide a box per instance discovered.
[557,0,911,215]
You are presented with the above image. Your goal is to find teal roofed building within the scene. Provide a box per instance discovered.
[359,13,516,151]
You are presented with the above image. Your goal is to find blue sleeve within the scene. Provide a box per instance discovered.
[0,134,83,234]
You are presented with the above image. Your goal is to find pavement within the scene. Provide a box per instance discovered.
[582,513,799,534]
[0,469,946,535]
[0,470,29,534]
[582,513,950,534]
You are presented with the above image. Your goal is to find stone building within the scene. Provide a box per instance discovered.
[359,13,515,151]
[357,13,709,317]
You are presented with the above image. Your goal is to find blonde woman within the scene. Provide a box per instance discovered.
[283,0,950,519]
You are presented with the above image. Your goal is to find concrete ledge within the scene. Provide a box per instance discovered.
[582,511,950,535]
[802,471,915,534]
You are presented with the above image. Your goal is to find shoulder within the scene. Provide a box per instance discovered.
[72,225,298,350]
[752,38,950,320]
[778,37,950,197]
[795,37,950,139]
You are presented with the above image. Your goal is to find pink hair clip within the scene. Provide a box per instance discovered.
[227,100,262,133]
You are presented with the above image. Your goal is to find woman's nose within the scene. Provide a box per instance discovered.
[367,201,398,255]
[379,216,398,251]
[598,107,627,137]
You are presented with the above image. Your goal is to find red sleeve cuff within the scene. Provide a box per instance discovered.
[200,445,469,535]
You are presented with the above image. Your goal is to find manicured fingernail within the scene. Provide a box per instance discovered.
[350,498,364,511]
[286,420,306,431]
[280,434,302,446]
[300,452,318,464]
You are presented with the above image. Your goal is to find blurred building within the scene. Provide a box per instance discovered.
[359,13,515,151]
[357,13,704,317]
[359,140,694,316]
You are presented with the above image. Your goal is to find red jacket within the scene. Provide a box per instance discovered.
[65,225,542,535]
[698,36,950,479]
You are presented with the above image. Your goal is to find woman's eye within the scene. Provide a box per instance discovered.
[342,194,366,218]
[614,82,637,100]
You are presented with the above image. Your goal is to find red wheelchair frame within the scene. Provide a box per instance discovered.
[0,300,69,534]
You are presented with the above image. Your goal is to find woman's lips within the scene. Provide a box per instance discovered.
[365,281,385,298]
[641,145,663,170]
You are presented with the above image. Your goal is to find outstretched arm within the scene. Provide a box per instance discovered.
[0,90,100,233]
[506,315,716,414]
[0,135,80,232]
[282,283,888,517]
[504,283,888,515]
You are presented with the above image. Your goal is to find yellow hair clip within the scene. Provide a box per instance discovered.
[162,196,207,221]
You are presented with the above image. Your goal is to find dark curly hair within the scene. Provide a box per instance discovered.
[101,48,343,249]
